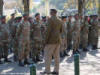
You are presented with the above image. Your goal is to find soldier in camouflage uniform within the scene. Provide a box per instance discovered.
[72,14,81,54]
[81,16,89,51]
[17,14,31,66]
[67,15,73,50]
[88,15,93,46]
[31,13,42,62]
[60,16,69,57]
[41,16,47,51]
[0,16,11,63]
[13,17,22,62]
[90,15,99,50]
[8,13,15,52]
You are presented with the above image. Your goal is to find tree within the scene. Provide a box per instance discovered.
[78,0,86,16]
[0,0,3,16]
[23,0,30,15]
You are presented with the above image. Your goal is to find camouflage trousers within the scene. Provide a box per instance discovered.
[67,33,72,48]
[60,38,67,52]
[19,40,30,60]
[13,38,19,57]
[31,40,42,58]
[81,34,88,48]
[0,42,9,58]
[72,34,80,51]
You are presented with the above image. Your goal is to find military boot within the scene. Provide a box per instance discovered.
[4,57,11,62]
[18,60,24,67]
[83,48,88,52]
[24,58,31,65]
[0,59,3,64]
[92,45,97,50]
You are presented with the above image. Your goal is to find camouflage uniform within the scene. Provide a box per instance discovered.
[41,21,47,50]
[90,17,99,49]
[17,20,30,61]
[60,22,67,54]
[8,18,15,51]
[81,20,89,51]
[31,20,42,60]
[67,19,73,50]
[72,19,81,52]
[0,23,10,59]
[13,19,20,61]
[88,17,93,45]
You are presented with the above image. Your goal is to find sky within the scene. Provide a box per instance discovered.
[34,0,41,2]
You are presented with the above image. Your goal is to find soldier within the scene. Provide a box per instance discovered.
[17,14,31,66]
[0,16,11,63]
[60,16,68,57]
[8,13,15,52]
[31,13,42,63]
[72,14,81,54]
[41,16,47,50]
[90,15,99,50]
[42,9,63,75]
[67,15,73,50]
[88,15,94,46]
[13,17,22,62]
[81,16,89,51]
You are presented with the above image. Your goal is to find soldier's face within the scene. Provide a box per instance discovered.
[36,15,40,20]
[63,18,67,22]
[24,16,28,20]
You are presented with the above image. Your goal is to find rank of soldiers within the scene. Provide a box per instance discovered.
[0,10,99,68]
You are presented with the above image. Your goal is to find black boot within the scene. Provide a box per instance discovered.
[83,48,88,52]
[36,55,42,62]
[24,58,31,65]
[32,57,37,63]
[73,50,80,55]
[0,59,3,64]
[19,60,24,67]
[14,55,18,62]
[92,45,97,50]
[4,57,11,62]
[60,52,64,58]
[63,51,69,56]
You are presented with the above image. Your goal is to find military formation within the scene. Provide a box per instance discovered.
[0,9,99,75]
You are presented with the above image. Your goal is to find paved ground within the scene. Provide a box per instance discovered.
[0,49,100,75]
[1,37,100,75]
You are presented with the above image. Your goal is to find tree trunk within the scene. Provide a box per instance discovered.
[98,0,100,17]
[0,0,3,16]
[23,0,30,15]
[78,0,85,16]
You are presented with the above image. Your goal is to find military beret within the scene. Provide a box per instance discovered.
[50,9,57,12]
[42,16,46,19]
[62,16,67,18]
[35,13,40,17]
[15,17,22,20]
[23,14,28,17]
